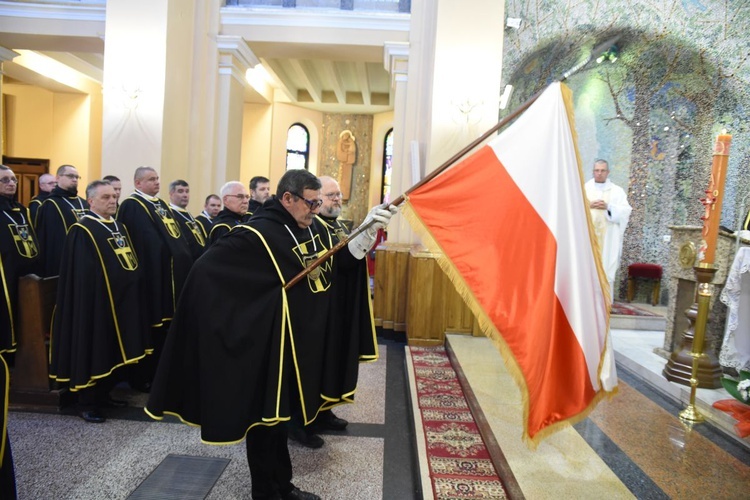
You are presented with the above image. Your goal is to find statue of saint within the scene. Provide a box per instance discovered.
[337,130,356,200]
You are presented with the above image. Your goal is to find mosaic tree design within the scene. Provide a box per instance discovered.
[502,0,750,301]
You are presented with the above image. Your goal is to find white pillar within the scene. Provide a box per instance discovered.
[214,35,259,188]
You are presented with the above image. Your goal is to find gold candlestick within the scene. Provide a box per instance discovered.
[678,264,717,423]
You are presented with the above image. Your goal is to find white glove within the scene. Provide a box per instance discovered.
[347,204,399,259]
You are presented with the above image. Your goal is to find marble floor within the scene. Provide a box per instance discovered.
[446,325,750,500]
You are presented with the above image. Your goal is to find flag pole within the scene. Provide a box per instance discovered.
[283,35,621,290]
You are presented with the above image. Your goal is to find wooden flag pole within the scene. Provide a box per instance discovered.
[283,35,621,290]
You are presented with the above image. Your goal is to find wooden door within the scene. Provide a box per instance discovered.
[1,156,49,206]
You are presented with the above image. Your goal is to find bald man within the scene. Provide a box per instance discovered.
[29,173,56,223]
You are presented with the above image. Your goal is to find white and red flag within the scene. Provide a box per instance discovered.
[402,82,616,445]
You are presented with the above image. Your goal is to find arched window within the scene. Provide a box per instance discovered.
[286,123,310,170]
[381,128,394,204]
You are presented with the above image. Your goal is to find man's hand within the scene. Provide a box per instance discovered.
[590,200,608,210]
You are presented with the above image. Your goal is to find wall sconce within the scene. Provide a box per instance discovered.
[596,45,619,64]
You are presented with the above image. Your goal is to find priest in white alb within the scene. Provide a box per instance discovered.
[585,159,632,302]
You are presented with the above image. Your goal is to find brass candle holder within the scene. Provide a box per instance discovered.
[678,263,718,423]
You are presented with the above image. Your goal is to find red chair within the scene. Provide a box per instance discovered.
[627,263,662,306]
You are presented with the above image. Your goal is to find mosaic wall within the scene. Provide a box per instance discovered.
[502,0,750,302]
[319,113,374,227]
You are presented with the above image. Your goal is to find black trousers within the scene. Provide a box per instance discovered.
[246,424,293,499]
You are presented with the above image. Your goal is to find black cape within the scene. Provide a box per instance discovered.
[116,193,193,326]
[48,215,152,390]
[194,212,213,239]
[29,190,51,225]
[207,208,247,246]
[316,215,378,408]
[0,197,40,353]
[0,354,16,498]
[146,198,353,444]
[170,206,206,260]
[35,186,89,277]
[247,199,263,217]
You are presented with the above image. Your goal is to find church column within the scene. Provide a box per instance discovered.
[0,47,19,156]
[214,35,258,188]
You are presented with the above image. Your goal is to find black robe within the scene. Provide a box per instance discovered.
[146,198,354,444]
[207,208,247,246]
[0,197,40,353]
[247,199,263,217]
[0,354,16,498]
[316,215,378,408]
[194,212,213,239]
[28,190,51,226]
[48,215,151,390]
[35,186,89,277]
[170,206,206,261]
[116,193,193,327]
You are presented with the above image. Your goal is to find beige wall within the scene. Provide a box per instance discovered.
[241,102,273,185]
[3,83,98,189]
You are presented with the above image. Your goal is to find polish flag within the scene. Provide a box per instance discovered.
[402,82,616,445]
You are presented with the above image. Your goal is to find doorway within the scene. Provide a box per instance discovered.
[2,156,50,206]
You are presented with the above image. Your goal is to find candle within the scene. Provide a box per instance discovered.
[698,132,732,264]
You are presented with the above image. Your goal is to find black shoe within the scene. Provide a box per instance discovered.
[79,410,106,423]
[130,381,151,393]
[282,487,321,500]
[101,397,128,409]
[319,410,348,431]
[288,426,324,449]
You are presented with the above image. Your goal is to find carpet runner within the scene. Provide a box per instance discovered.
[408,345,512,499]
[611,301,659,317]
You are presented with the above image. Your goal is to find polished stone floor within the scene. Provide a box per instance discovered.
[7,326,750,499]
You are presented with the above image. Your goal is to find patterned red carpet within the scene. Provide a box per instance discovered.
[409,345,508,499]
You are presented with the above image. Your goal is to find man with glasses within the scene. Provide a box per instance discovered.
[195,194,221,238]
[0,164,40,354]
[248,175,271,216]
[0,166,24,500]
[117,166,193,392]
[168,179,206,260]
[29,173,56,223]
[146,169,396,500]
[49,180,150,423]
[208,181,250,245]
[35,164,89,277]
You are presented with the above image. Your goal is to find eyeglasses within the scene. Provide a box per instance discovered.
[0,177,18,184]
[228,194,251,200]
[61,174,81,180]
[323,192,343,200]
[290,191,323,210]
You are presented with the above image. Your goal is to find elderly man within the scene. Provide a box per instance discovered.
[35,164,89,277]
[0,165,40,354]
[208,181,250,245]
[49,180,151,423]
[584,159,632,302]
[248,176,271,216]
[287,176,377,449]
[168,179,206,260]
[117,167,193,391]
[146,169,396,500]
[195,194,221,238]
[29,173,56,223]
